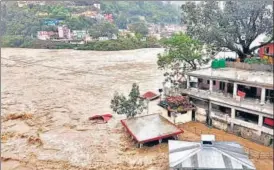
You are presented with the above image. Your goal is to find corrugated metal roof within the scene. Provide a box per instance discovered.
[169,140,256,170]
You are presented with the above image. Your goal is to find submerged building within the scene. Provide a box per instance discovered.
[121,114,183,148]
[182,63,273,146]
[168,135,256,170]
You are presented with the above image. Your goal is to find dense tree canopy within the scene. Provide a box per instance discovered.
[182,1,273,60]
[89,21,118,39]
[158,33,210,88]
[101,1,181,25]
[128,22,149,37]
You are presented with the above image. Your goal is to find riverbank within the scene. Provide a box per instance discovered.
[2,35,161,51]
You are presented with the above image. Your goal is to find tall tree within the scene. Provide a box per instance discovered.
[110,83,146,118]
[182,1,273,60]
[157,33,211,88]
[128,21,149,36]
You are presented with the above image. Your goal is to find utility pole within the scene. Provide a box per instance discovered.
[147,99,149,115]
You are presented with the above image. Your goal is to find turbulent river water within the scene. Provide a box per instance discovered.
[1,48,170,170]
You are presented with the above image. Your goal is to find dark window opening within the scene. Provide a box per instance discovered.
[220,82,225,91]
[235,110,259,124]
[227,83,234,94]
[207,80,210,84]
[211,103,231,117]
[168,110,171,117]
[266,89,274,104]
[213,80,216,85]
[265,47,270,54]
[202,141,212,145]
[238,85,259,99]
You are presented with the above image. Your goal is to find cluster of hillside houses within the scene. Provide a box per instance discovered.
[18,1,186,43]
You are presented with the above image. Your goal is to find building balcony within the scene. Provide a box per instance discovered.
[211,110,231,123]
[181,88,273,116]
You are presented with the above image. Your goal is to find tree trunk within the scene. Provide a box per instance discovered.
[238,47,252,62]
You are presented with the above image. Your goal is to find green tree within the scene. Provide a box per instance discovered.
[110,83,146,118]
[128,22,148,37]
[157,33,210,88]
[182,1,273,60]
[89,21,118,39]
[115,14,128,29]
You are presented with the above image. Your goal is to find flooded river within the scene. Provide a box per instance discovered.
[1,48,169,170]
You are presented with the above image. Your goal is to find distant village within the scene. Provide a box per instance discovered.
[17,1,186,44]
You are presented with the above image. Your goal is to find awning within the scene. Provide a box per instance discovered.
[264,117,274,127]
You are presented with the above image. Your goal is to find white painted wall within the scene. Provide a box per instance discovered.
[160,109,192,125]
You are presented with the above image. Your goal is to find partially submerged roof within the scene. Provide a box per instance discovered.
[169,140,256,170]
[121,114,183,143]
[187,67,273,88]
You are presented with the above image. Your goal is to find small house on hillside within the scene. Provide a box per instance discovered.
[169,135,256,170]
[258,42,274,64]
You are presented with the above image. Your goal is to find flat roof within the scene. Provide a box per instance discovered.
[121,114,183,143]
[169,140,256,170]
[187,67,273,88]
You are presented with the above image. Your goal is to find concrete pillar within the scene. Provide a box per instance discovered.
[139,143,143,148]
[224,82,228,93]
[209,79,213,92]
[233,83,238,98]
[230,108,235,129]
[260,88,266,104]
[186,75,190,89]
[159,139,162,144]
[258,115,263,127]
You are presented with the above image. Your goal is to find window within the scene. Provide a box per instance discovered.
[220,82,225,91]
[202,141,212,145]
[265,47,270,54]
[213,80,216,85]
[207,80,209,84]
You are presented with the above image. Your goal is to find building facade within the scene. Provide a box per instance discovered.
[258,42,274,64]
[58,25,71,39]
[37,31,56,40]
[182,66,273,146]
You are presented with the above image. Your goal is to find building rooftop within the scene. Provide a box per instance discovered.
[169,139,256,170]
[121,114,183,143]
[187,67,273,88]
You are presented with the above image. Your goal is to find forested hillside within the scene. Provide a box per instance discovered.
[1,1,181,37]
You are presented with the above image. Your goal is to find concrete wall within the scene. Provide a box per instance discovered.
[212,119,228,131]
[195,107,207,123]
[175,110,192,124]
[160,108,192,125]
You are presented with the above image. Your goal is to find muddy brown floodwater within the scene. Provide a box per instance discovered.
[1,48,172,170]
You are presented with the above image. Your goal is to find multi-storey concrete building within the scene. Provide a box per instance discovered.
[181,64,273,146]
